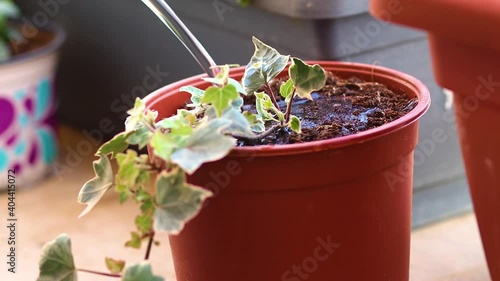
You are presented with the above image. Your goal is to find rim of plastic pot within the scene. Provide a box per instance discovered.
[145,61,430,157]
[0,20,66,66]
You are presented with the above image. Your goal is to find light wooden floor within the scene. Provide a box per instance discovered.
[0,126,491,281]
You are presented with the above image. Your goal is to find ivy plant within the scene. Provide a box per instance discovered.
[37,37,326,281]
[0,0,19,61]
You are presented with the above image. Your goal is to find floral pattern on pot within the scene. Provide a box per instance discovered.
[0,78,57,187]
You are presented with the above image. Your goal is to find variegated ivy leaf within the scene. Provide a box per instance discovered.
[244,111,265,133]
[125,99,158,132]
[150,130,176,161]
[78,156,113,218]
[127,126,153,149]
[105,257,126,274]
[228,78,247,95]
[280,78,295,103]
[97,131,132,158]
[220,107,256,138]
[154,170,212,234]
[255,92,284,122]
[242,37,290,94]
[122,263,164,281]
[231,96,244,109]
[289,58,326,100]
[156,110,194,134]
[37,234,77,281]
[289,115,302,134]
[171,119,236,174]
[202,84,240,117]
[180,85,204,106]
[115,150,141,189]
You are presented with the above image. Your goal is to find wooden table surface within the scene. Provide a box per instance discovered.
[0,126,491,281]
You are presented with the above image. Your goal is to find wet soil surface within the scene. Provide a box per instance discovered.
[239,72,417,146]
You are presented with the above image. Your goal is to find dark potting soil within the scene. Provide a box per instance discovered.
[239,72,417,146]
[6,24,55,57]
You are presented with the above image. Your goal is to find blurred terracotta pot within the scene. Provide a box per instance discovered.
[145,62,430,281]
[0,22,65,189]
[370,0,500,279]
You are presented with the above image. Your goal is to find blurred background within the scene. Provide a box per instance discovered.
[15,0,471,228]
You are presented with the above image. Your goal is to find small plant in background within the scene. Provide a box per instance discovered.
[0,0,19,61]
[37,37,326,281]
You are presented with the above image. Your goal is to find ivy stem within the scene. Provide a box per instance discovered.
[78,269,121,278]
[144,231,156,260]
[284,88,296,123]
[265,82,281,111]
[231,124,280,141]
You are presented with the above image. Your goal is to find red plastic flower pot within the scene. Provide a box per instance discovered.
[145,62,430,281]
[370,1,500,279]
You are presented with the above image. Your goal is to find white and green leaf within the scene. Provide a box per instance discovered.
[280,78,295,103]
[170,119,236,174]
[127,126,152,150]
[242,37,290,94]
[180,85,204,106]
[243,111,265,133]
[37,234,77,281]
[150,131,176,161]
[289,58,326,100]
[288,115,302,134]
[97,132,132,159]
[154,170,212,234]
[255,92,284,122]
[122,263,164,281]
[77,156,114,218]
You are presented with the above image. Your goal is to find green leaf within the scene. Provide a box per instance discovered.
[244,112,265,133]
[97,132,131,158]
[122,263,164,281]
[125,232,142,249]
[242,37,290,94]
[154,170,212,234]
[231,96,244,109]
[127,126,153,149]
[78,156,114,218]
[202,84,240,117]
[180,85,204,98]
[219,107,256,138]
[150,131,176,161]
[170,119,236,174]
[228,78,248,95]
[135,214,153,233]
[255,92,284,122]
[115,150,141,190]
[106,258,126,274]
[289,58,326,100]
[280,78,295,103]
[37,234,77,281]
[180,86,204,106]
[289,115,302,134]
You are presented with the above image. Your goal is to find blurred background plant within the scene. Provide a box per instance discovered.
[0,0,19,61]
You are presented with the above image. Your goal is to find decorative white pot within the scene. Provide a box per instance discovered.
[0,23,65,189]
